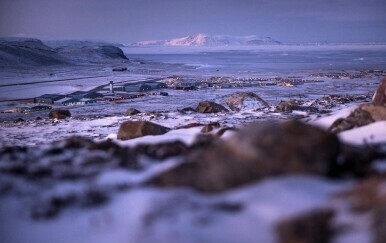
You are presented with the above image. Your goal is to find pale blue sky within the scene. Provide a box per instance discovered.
[0,0,385,43]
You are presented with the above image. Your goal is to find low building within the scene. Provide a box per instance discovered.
[145,82,167,90]
[77,98,97,105]
[68,91,104,99]
[123,84,152,93]
[16,105,52,113]
[34,94,65,104]
[54,97,79,106]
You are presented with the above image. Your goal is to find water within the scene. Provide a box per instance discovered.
[124,45,386,74]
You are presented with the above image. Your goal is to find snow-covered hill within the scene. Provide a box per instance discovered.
[0,38,128,66]
[133,33,281,47]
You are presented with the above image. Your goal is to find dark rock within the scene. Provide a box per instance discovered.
[177,122,203,129]
[211,202,243,213]
[14,118,25,123]
[179,107,196,113]
[190,134,217,149]
[373,77,386,106]
[117,121,170,140]
[135,141,189,160]
[195,101,229,113]
[275,209,335,243]
[215,126,238,137]
[148,120,341,193]
[329,107,374,133]
[49,109,71,119]
[35,116,42,121]
[277,100,319,113]
[125,108,141,116]
[201,122,221,133]
[276,100,299,112]
[226,92,269,112]
[373,204,386,243]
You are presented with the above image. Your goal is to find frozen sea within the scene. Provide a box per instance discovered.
[123,44,386,75]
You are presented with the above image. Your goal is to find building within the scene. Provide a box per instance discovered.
[16,105,52,113]
[145,82,167,90]
[123,82,167,93]
[123,84,151,92]
[54,97,79,106]
[68,91,103,99]
[34,94,65,104]
[54,97,97,106]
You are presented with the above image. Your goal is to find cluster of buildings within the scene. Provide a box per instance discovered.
[32,81,169,106]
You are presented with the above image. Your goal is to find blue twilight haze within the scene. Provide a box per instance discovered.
[0,0,385,43]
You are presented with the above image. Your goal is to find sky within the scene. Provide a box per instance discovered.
[0,0,385,44]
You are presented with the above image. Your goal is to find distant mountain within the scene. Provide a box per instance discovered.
[133,34,281,46]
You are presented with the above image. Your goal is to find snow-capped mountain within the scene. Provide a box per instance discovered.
[133,34,281,46]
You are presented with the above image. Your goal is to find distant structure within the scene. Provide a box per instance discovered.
[110,81,114,93]
[123,82,167,93]
[34,94,65,104]
[16,105,52,113]
[68,91,103,99]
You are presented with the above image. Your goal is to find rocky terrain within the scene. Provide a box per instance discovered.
[1,77,386,242]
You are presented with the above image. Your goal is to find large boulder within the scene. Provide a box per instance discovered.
[329,107,374,133]
[226,92,269,112]
[149,120,341,193]
[276,100,319,113]
[329,104,386,133]
[195,101,229,113]
[117,121,170,140]
[48,109,71,119]
[360,104,386,121]
[373,77,386,106]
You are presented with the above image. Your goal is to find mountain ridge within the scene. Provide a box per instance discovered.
[133,33,281,46]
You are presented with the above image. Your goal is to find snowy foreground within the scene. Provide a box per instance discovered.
[1,102,386,243]
[1,39,386,242]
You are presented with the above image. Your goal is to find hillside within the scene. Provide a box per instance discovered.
[0,38,128,67]
[0,38,67,66]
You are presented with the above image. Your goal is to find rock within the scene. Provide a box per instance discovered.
[334,177,386,212]
[179,107,196,113]
[201,122,221,133]
[373,204,386,243]
[148,120,341,193]
[275,209,335,243]
[195,101,229,113]
[14,118,25,123]
[117,121,170,140]
[276,100,299,112]
[177,122,203,129]
[49,109,71,119]
[329,106,375,133]
[135,141,189,160]
[373,77,386,106]
[360,104,386,121]
[277,100,319,113]
[226,92,269,112]
[330,103,386,133]
[215,126,238,137]
[125,108,141,116]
